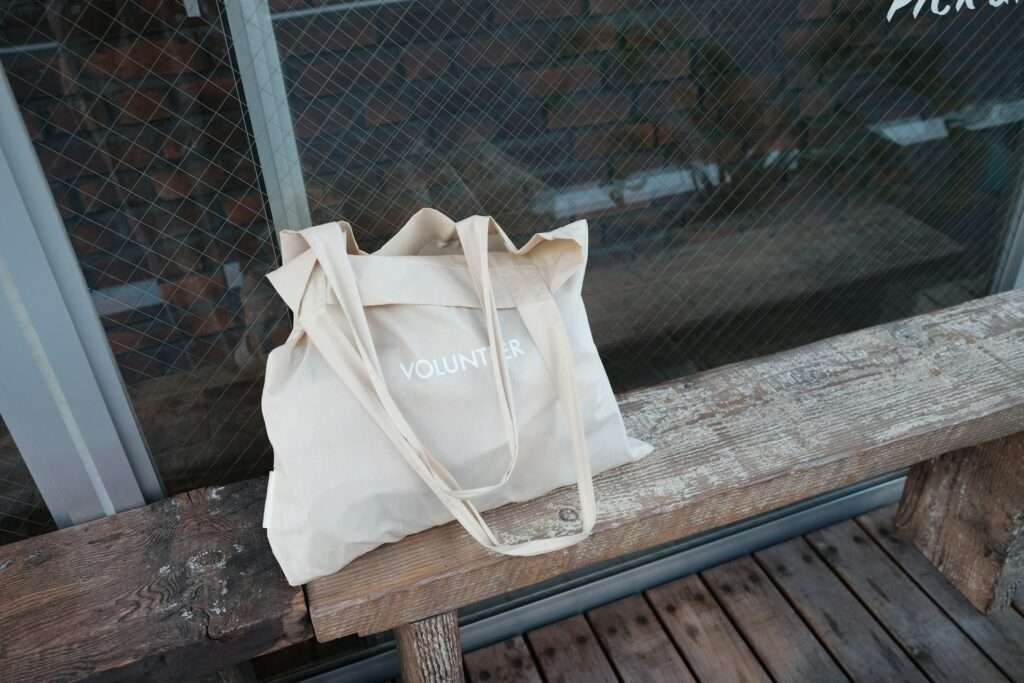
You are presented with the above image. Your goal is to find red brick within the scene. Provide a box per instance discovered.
[799,0,833,20]
[150,238,203,278]
[190,307,236,337]
[517,64,601,98]
[291,54,396,97]
[161,273,227,308]
[752,129,798,155]
[559,22,618,56]
[107,134,182,170]
[82,39,208,81]
[365,91,414,126]
[608,49,690,85]
[460,35,538,68]
[77,179,122,215]
[590,0,629,14]
[576,123,656,159]
[549,92,631,129]
[181,77,240,115]
[495,0,581,24]
[224,194,266,226]
[623,18,706,47]
[49,98,105,134]
[721,73,781,104]
[20,106,45,140]
[403,44,450,80]
[781,28,817,57]
[151,166,226,201]
[36,141,112,179]
[799,88,831,118]
[114,88,173,125]
[107,324,179,353]
[637,82,698,116]
[275,13,376,59]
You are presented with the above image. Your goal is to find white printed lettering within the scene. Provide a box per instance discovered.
[400,339,529,381]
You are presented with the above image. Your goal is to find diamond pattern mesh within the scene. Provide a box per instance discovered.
[0,0,1022,551]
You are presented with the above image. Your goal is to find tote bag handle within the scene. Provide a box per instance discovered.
[298,218,596,555]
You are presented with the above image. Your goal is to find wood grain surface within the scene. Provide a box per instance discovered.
[307,291,1024,639]
[896,434,1024,613]
[702,556,848,682]
[588,594,696,683]
[808,521,1008,682]
[860,507,1024,682]
[647,574,770,683]
[0,478,310,681]
[395,611,462,683]
[527,615,617,683]
[464,636,542,683]
[757,537,927,682]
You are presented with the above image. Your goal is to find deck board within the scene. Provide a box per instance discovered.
[467,506,1022,682]
[645,574,770,683]
[526,615,617,683]
[858,507,1024,682]
[588,594,696,682]
[464,636,542,683]
[807,521,1008,682]
[756,537,927,682]
[702,556,848,682]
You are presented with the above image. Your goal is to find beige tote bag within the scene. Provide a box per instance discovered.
[262,209,650,586]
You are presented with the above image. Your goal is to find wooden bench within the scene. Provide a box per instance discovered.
[2,291,1023,681]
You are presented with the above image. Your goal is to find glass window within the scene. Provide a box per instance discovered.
[0,0,1021,501]
[0,415,55,545]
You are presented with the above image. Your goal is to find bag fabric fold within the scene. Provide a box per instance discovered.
[262,209,650,585]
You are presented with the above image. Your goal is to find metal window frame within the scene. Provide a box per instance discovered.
[0,67,164,527]
[225,0,312,233]
[993,157,1024,292]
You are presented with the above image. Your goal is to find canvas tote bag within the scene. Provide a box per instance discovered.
[262,208,650,586]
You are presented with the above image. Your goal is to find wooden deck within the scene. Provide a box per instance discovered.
[462,505,1024,683]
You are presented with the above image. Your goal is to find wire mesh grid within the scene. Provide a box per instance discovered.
[0,0,1022,541]
[0,417,55,545]
[1,0,284,500]
[270,0,1023,389]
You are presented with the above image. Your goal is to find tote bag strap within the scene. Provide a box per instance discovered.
[299,219,596,555]
[304,217,518,500]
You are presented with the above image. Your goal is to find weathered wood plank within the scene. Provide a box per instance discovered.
[646,574,770,683]
[860,506,1024,682]
[702,556,848,682]
[896,434,1024,613]
[307,292,1024,640]
[587,594,696,683]
[464,636,542,683]
[0,478,310,682]
[808,521,1007,682]
[526,615,617,683]
[395,611,462,683]
[757,537,927,682]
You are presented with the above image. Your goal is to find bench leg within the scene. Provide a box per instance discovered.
[395,610,462,683]
[895,433,1024,613]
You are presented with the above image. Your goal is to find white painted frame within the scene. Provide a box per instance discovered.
[0,68,163,527]
[225,0,312,233]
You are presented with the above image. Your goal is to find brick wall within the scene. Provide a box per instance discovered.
[1,0,1021,492]
[4,0,283,392]
[274,0,1022,254]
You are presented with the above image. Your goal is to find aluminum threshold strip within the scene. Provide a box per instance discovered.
[297,473,905,683]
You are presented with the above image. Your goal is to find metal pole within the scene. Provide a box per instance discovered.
[225,0,312,233]
[0,67,163,525]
